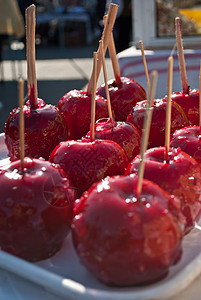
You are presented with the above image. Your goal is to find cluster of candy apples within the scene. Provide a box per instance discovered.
[69,36,201,288]
[0,5,77,263]
[70,78,201,287]
[1,5,201,289]
[70,58,201,287]
[3,70,201,286]
[1,4,142,264]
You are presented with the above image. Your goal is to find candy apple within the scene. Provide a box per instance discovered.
[0,157,76,261]
[72,174,185,286]
[164,89,199,125]
[49,139,129,198]
[83,118,141,161]
[96,76,147,121]
[126,146,201,234]
[57,90,110,140]
[172,18,199,126]
[170,125,201,164]
[127,98,189,148]
[4,98,68,161]
[4,5,68,161]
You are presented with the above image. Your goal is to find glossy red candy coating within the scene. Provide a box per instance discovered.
[57,90,109,140]
[96,77,147,121]
[127,98,188,148]
[126,146,201,234]
[0,158,76,261]
[166,89,199,125]
[84,118,141,161]
[4,99,68,161]
[72,175,185,286]
[49,139,129,198]
[170,126,201,164]
[26,97,46,108]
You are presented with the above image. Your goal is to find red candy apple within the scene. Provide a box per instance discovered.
[49,139,129,198]
[96,76,147,121]
[57,4,119,140]
[57,90,109,140]
[127,98,188,148]
[0,157,76,261]
[4,98,68,161]
[170,125,201,164]
[171,18,200,126]
[164,89,199,125]
[4,5,68,161]
[84,118,141,161]
[72,174,185,286]
[126,146,201,234]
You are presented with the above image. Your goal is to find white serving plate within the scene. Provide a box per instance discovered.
[1,132,201,300]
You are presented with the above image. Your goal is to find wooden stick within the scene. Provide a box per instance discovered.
[170,42,177,57]
[18,78,25,170]
[26,4,38,106]
[137,70,158,198]
[103,15,121,85]
[99,40,113,121]
[175,17,188,94]
[165,56,173,156]
[199,61,201,129]
[139,40,150,100]
[87,4,118,96]
[90,52,98,142]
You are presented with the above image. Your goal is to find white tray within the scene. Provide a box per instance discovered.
[1,132,201,300]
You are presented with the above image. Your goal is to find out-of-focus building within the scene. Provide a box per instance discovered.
[132,0,201,49]
[35,0,102,47]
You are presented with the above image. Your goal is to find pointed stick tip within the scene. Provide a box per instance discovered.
[110,3,119,9]
[25,4,36,17]
[168,55,173,63]
[26,4,36,11]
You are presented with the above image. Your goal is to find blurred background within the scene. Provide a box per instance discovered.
[1,0,201,132]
